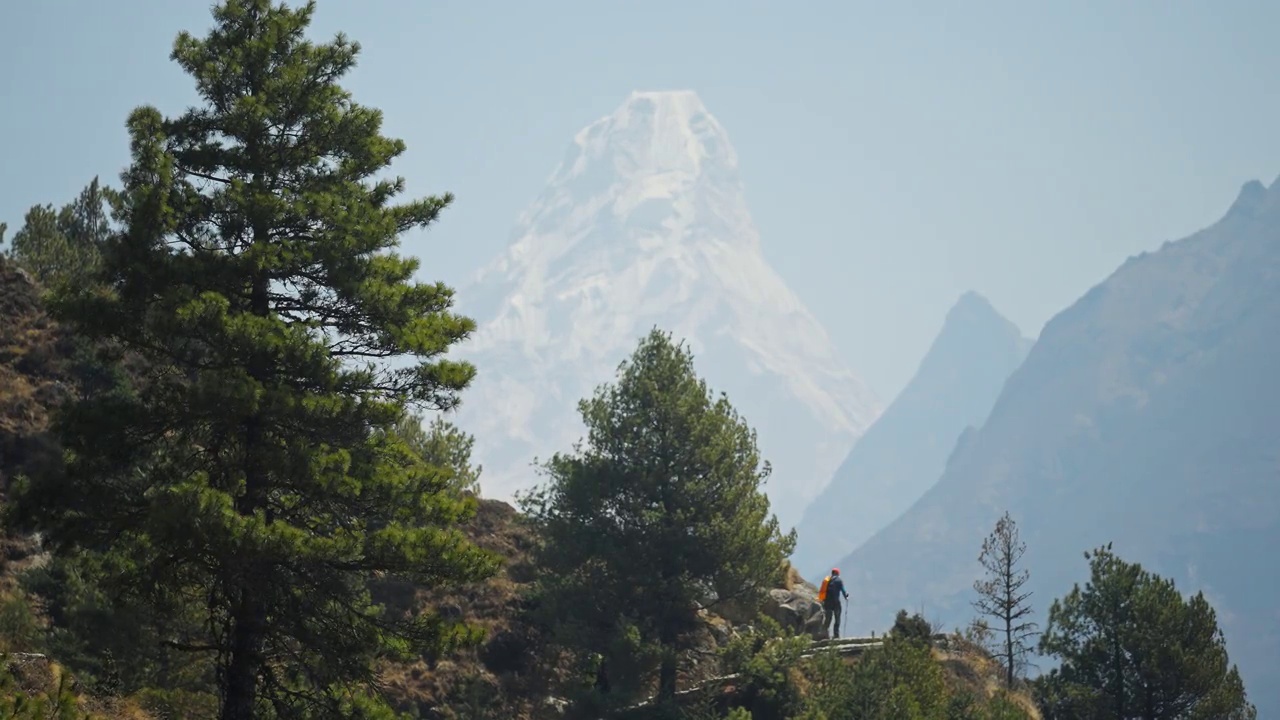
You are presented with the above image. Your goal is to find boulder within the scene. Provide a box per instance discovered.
[761,581,826,640]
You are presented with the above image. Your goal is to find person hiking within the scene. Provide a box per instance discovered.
[818,568,849,639]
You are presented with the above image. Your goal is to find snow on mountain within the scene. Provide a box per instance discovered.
[450,90,883,526]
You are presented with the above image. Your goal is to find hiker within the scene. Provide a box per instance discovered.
[818,568,849,639]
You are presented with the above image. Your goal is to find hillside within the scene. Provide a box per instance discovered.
[451,90,882,527]
[378,502,1043,720]
[0,256,70,492]
[836,177,1280,714]
[1,255,1036,720]
[0,257,70,584]
[791,291,1031,579]
[374,497,559,719]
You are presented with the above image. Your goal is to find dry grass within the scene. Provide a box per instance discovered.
[375,498,562,720]
[0,261,159,719]
[0,258,72,492]
[1,656,158,720]
[782,563,806,592]
[933,636,1042,719]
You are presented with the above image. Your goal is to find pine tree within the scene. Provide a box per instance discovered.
[7,204,69,285]
[6,178,112,290]
[8,1,497,717]
[520,328,796,705]
[392,414,481,495]
[971,511,1037,688]
[1036,544,1256,719]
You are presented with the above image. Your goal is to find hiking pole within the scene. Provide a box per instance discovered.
[843,596,848,638]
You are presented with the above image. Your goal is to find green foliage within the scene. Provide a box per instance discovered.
[719,618,809,720]
[850,638,948,719]
[391,413,480,495]
[520,328,796,703]
[20,553,216,701]
[1029,669,1105,720]
[958,618,994,650]
[971,511,1037,688]
[4,178,112,291]
[0,661,92,720]
[980,692,1033,720]
[784,636,1037,720]
[624,612,1034,720]
[1035,543,1256,719]
[550,612,664,718]
[798,651,855,720]
[0,591,40,654]
[133,687,221,720]
[7,0,498,716]
[890,610,934,644]
[801,637,948,720]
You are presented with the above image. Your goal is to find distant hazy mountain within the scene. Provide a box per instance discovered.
[790,292,1031,580]
[451,90,882,526]
[837,178,1280,715]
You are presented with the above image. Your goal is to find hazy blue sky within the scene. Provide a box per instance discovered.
[3,0,1278,401]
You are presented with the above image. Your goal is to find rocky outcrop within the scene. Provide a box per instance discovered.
[762,581,826,640]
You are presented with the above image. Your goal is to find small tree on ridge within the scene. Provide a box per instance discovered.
[972,510,1038,687]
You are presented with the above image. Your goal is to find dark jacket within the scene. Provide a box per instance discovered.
[823,575,847,608]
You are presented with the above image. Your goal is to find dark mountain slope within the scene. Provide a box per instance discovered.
[837,178,1280,715]
[791,292,1030,579]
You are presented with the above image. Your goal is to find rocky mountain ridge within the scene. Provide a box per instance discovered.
[791,291,1031,579]
[837,176,1280,716]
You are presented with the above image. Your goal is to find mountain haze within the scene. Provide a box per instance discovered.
[452,91,883,525]
[838,177,1280,715]
[791,292,1031,580]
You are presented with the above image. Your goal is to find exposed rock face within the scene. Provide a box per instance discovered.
[762,584,826,640]
[838,177,1280,716]
[452,90,882,527]
[792,291,1031,579]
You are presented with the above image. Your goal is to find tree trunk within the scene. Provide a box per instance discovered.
[657,618,679,703]
[222,269,272,719]
[1005,621,1014,688]
[1112,633,1125,719]
[1003,530,1015,688]
[658,653,678,703]
[221,433,269,719]
[221,595,266,720]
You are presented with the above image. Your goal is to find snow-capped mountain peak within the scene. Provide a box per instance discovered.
[562,89,738,184]
[453,90,882,526]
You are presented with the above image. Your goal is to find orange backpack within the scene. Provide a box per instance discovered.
[817,576,830,603]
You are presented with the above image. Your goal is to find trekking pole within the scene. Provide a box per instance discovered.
[843,596,848,638]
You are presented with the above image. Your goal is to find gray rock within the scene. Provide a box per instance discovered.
[761,582,827,640]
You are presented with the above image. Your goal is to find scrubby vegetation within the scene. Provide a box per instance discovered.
[0,1,1258,718]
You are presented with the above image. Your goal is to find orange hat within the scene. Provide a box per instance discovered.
[831,568,840,575]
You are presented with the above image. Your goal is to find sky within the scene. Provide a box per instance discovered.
[2,0,1279,402]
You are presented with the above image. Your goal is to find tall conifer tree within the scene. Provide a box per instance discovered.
[521,328,795,705]
[9,1,496,717]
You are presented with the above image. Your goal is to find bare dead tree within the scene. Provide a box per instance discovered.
[972,511,1038,687]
